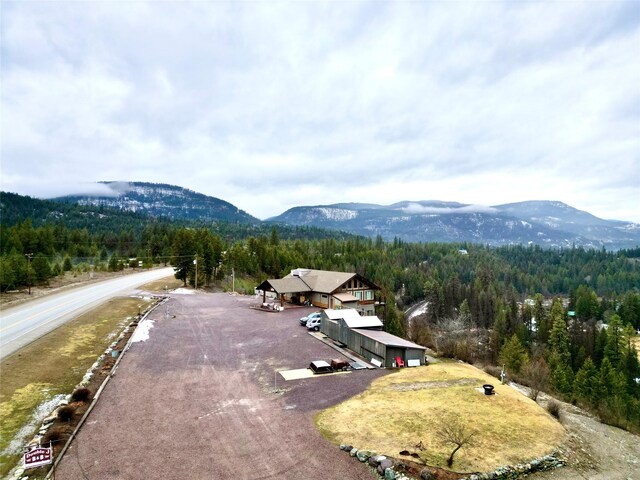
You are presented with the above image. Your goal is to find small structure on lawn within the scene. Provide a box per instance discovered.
[256,268,379,315]
[320,308,426,368]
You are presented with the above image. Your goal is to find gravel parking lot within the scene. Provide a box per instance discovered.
[57,292,388,479]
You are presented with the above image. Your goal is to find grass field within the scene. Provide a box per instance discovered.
[139,276,183,292]
[316,362,565,473]
[0,296,154,477]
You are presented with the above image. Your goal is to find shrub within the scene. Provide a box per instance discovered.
[483,365,503,381]
[546,399,561,419]
[71,387,91,403]
[57,405,75,422]
[42,426,67,445]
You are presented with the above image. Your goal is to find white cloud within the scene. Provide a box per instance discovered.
[402,203,497,215]
[1,1,638,222]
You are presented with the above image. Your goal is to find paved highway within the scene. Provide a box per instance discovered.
[0,267,175,359]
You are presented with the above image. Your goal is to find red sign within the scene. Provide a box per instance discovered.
[24,445,52,469]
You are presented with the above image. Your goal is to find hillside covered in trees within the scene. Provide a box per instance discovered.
[2,191,639,433]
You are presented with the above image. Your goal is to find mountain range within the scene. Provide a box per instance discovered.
[268,200,640,250]
[54,182,259,224]
[33,182,640,249]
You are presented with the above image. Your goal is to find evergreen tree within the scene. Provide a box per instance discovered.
[533,294,550,344]
[604,315,625,368]
[499,334,529,374]
[573,357,598,406]
[594,327,608,367]
[459,299,470,319]
[549,298,570,363]
[62,255,73,272]
[171,229,196,286]
[550,353,574,398]
[32,256,51,284]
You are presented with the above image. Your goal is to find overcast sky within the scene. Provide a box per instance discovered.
[1,1,639,222]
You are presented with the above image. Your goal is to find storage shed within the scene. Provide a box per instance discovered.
[320,308,426,367]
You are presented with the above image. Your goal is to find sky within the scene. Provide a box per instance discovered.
[1,1,639,222]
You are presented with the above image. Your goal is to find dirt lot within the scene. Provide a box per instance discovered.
[56,292,388,479]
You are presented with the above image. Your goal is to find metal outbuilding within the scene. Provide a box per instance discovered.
[320,309,426,367]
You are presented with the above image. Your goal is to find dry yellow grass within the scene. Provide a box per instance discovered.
[0,296,154,477]
[139,276,182,292]
[316,362,565,473]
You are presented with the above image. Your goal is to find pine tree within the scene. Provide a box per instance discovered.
[550,355,574,398]
[62,255,73,272]
[573,357,598,406]
[604,315,624,368]
[549,298,570,363]
[499,334,529,375]
[533,294,550,344]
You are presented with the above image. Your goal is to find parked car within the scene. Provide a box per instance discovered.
[299,312,321,326]
[306,317,322,331]
[309,360,333,374]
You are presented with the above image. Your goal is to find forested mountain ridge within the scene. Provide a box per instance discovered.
[5,182,639,249]
[54,181,259,224]
[270,200,640,249]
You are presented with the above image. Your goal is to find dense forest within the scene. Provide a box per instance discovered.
[1,193,639,432]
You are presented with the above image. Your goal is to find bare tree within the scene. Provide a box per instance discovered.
[435,415,477,467]
[522,357,550,401]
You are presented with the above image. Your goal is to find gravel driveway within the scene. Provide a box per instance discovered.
[57,292,388,479]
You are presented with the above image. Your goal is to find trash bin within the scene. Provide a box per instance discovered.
[111,350,120,358]
[483,384,494,395]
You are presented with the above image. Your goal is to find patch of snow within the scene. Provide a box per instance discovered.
[130,319,155,343]
[173,288,195,295]
[315,207,358,221]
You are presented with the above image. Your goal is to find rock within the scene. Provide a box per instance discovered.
[378,459,393,471]
[344,444,353,452]
[369,456,379,467]
[43,415,56,424]
[384,468,396,480]
[356,450,371,462]
[420,469,436,480]
[349,447,358,457]
[399,450,411,456]
[339,444,347,451]
[374,455,387,463]
[470,475,479,480]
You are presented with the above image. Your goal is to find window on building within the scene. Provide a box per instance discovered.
[355,291,363,300]
[365,290,373,300]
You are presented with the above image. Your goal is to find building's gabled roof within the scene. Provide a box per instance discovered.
[284,268,379,294]
[257,268,380,296]
[256,277,311,294]
[352,329,426,350]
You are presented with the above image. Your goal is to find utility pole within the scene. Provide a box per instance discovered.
[194,255,198,290]
[25,253,33,295]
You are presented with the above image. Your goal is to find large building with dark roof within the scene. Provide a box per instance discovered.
[256,268,379,316]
